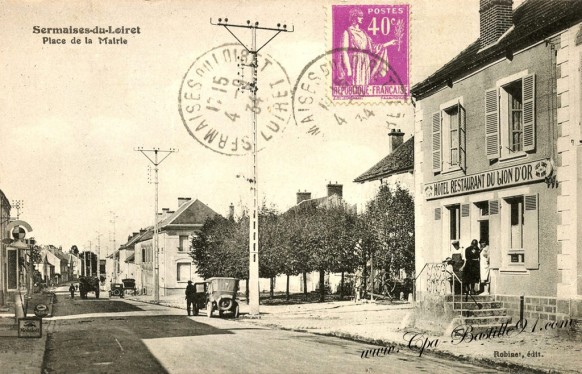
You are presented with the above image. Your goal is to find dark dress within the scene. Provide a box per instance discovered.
[464,245,480,284]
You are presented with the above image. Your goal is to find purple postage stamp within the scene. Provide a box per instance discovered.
[331,4,410,101]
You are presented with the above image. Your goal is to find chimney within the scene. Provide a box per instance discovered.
[388,128,405,154]
[162,208,170,220]
[479,0,513,49]
[296,190,312,204]
[229,203,235,219]
[327,182,343,199]
[178,197,191,207]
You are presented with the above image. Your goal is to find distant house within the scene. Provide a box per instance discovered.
[354,129,414,187]
[272,183,355,294]
[38,246,70,285]
[133,197,219,297]
[0,189,11,305]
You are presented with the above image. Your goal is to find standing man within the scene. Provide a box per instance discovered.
[69,283,76,299]
[185,280,196,316]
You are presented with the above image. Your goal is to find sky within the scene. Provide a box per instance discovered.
[0,0,508,255]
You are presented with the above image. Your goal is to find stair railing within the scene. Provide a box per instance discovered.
[415,262,469,316]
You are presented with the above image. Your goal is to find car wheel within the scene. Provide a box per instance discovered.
[113,289,121,296]
[234,304,239,318]
[207,302,212,318]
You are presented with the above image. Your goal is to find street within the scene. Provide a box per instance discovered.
[40,287,505,374]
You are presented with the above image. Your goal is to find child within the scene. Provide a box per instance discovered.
[69,284,76,299]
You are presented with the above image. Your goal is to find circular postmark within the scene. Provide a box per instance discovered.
[292,48,410,138]
[179,43,293,156]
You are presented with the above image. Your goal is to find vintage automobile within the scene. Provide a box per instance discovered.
[109,283,125,298]
[121,278,137,296]
[189,282,207,316]
[206,277,240,318]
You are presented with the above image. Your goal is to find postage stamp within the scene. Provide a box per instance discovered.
[293,49,411,138]
[178,44,292,156]
[330,4,410,101]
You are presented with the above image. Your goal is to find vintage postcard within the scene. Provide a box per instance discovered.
[0,0,580,373]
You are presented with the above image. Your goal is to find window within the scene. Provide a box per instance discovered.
[485,73,535,160]
[177,263,191,282]
[506,81,523,153]
[179,235,189,252]
[498,194,539,270]
[432,99,466,173]
[507,197,524,264]
[448,204,461,241]
[446,105,460,168]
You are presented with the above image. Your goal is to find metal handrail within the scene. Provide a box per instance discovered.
[414,262,464,316]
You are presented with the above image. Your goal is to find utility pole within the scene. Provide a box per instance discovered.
[87,241,92,276]
[110,212,118,282]
[95,232,102,280]
[210,17,292,316]
[135,147,177,303]
[11,200,23,219]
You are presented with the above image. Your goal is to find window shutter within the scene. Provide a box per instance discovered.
[459,102,467,172]
[522,74,536,152]
[432,111,442,172]
[435,207,441,220]
[488,200,501,269]
[485,88,500,159]
[524,194,539,269]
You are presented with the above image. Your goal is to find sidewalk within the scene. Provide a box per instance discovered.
[0,289,56,374]
[130,294,582,374]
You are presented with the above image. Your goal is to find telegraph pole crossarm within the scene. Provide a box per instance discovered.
[210,17,292,317]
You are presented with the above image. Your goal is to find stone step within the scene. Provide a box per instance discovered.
[449,301,503,310]
[445,294,495,302]
[459,308,507,317]
[461,315,512,325]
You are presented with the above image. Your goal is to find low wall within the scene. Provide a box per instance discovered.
[410,293,456,333]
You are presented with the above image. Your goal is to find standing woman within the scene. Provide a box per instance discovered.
[479,239,490,295]
[464,239,481,294]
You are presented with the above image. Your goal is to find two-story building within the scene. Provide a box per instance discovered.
[413,0,582,323]
[0,189,10,306]
[133,197,219,297]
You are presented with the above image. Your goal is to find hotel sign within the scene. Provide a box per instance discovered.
[424,159,552,200]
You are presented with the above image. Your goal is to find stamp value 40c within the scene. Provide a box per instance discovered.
[331,4,410,101]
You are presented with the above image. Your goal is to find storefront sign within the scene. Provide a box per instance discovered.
[18,317,42,338]
[424,159,552,200]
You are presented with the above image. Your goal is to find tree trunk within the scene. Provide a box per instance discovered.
[319,270,325,302]
[286,274,290,301]
[340,271,345,299]
[302,271,308,300]
[245,278,249,304]
[269,277,274,299]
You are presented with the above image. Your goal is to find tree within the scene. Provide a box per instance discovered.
[190,215,247,280]
[363,183,415,295]
[258,205,286,298]
[281,209,314,300]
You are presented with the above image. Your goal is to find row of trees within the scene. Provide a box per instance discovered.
[190,184,414,302]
